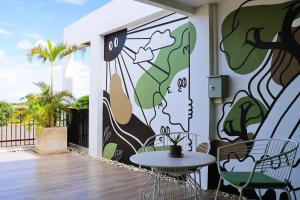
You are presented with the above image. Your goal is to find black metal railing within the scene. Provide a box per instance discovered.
[0,115,35,147]
[67,109,89,148]
[0,110,67,148]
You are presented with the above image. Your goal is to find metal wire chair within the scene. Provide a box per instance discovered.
[143,132,210,153]
[141,132,210,200]
[215,139,299,200]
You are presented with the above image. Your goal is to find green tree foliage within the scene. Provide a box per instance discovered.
[14,82,74,130]
[0,101,12,126]
[221,1,299,74]
[71,95,89,109]
[223,96,267,140]
[135,22,196,108]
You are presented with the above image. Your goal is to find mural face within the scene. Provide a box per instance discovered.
[102,13,197,164]
[216,1,300,199]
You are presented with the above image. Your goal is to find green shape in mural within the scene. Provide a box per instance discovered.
[103,143,117,160]
[221,1,299,74]
[223,97,267,134]
[134,22,196,109]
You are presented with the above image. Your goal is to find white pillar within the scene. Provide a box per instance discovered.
[88,36,105,158]
[189,4,211,190]
[62,55,73,93]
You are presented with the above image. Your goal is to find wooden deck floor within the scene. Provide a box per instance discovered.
[0,151,229,200]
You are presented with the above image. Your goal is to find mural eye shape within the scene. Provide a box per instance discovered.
[104,29,127,62]
[108,38,118,51]
[114,37,118,48]
[109,41,113,51]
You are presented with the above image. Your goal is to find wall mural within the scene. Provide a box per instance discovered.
[102,13,196,164]
[215,0,300,199]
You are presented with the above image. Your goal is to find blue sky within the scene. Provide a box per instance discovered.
[0,0,110,102]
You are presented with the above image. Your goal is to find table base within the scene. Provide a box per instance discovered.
[141,168,202,200]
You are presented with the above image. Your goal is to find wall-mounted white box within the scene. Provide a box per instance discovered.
[208,75,229,98]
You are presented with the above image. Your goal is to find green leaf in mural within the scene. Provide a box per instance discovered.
[103,143,117,160]
[137,145,171,153]
[134,22,196,109]
[223,97,267,137]
[221,1,299,74]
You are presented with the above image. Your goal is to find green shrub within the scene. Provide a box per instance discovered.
[0,101,12,126]
[72,95,89,109]
[14,82,74,130]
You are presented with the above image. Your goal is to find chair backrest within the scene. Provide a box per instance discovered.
[217,138,298,183]
[143,132,210,153]
[254,139,298,182]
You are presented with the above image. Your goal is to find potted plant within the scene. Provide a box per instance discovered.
[15,82,74,154]
[166,134,186,157]
[23,40,85,154]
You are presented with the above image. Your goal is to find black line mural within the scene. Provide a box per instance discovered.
[102,13,197,164]
[215,1,300,199]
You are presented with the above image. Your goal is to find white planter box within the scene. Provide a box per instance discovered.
[34,127,68,154]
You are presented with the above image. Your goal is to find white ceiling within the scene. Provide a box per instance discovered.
[135,0,226,15]
[172,0,225,8]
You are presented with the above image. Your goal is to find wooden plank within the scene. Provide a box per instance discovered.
[0,151,228,200]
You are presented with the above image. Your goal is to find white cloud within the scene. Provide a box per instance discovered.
[134,47,154,64]
[0,50,6,61]
[34,39,47,47]
[58,0,87,5]
[0,49,62,103]
[17,34,47,50]
[145,30,175,51]
[23,32,43,41]
[0,50,14,65]
[17,39,33,50]
[0,28,13,36]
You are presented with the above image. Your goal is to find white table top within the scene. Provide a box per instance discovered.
[130,151,216,169]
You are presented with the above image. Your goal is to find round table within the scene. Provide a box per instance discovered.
[130,151,216,200]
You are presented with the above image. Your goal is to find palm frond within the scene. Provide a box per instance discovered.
[54,90,74,99]
[60,44,87,58]
[27,44,50,63]
[34,81,49,90]
[47,40,53,54]
[50,43,66,63]
[16,82,74,128]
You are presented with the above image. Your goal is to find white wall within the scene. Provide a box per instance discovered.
[63,0,167,158]
[64,0,300,198]
[216,0,300,199]
[64,0,214,189]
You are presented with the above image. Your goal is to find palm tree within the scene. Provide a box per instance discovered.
[28,40,85,96]
[15,82,74,129]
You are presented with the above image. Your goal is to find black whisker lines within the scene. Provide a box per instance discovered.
[117,56,129,98]
[126,37,150,40]
[122,49,161,84]
[120,52,149,126]
[266,49,286,100]
[147,61,169,75]
[124,45,169,76]
[108,61,112,79]
[124,46,136,54]
[128,13,176,33]
[127,16,188,35]
[114,59,118,73]
[270,92,300,138]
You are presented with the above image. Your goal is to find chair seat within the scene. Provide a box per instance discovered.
[220,171,287,188]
